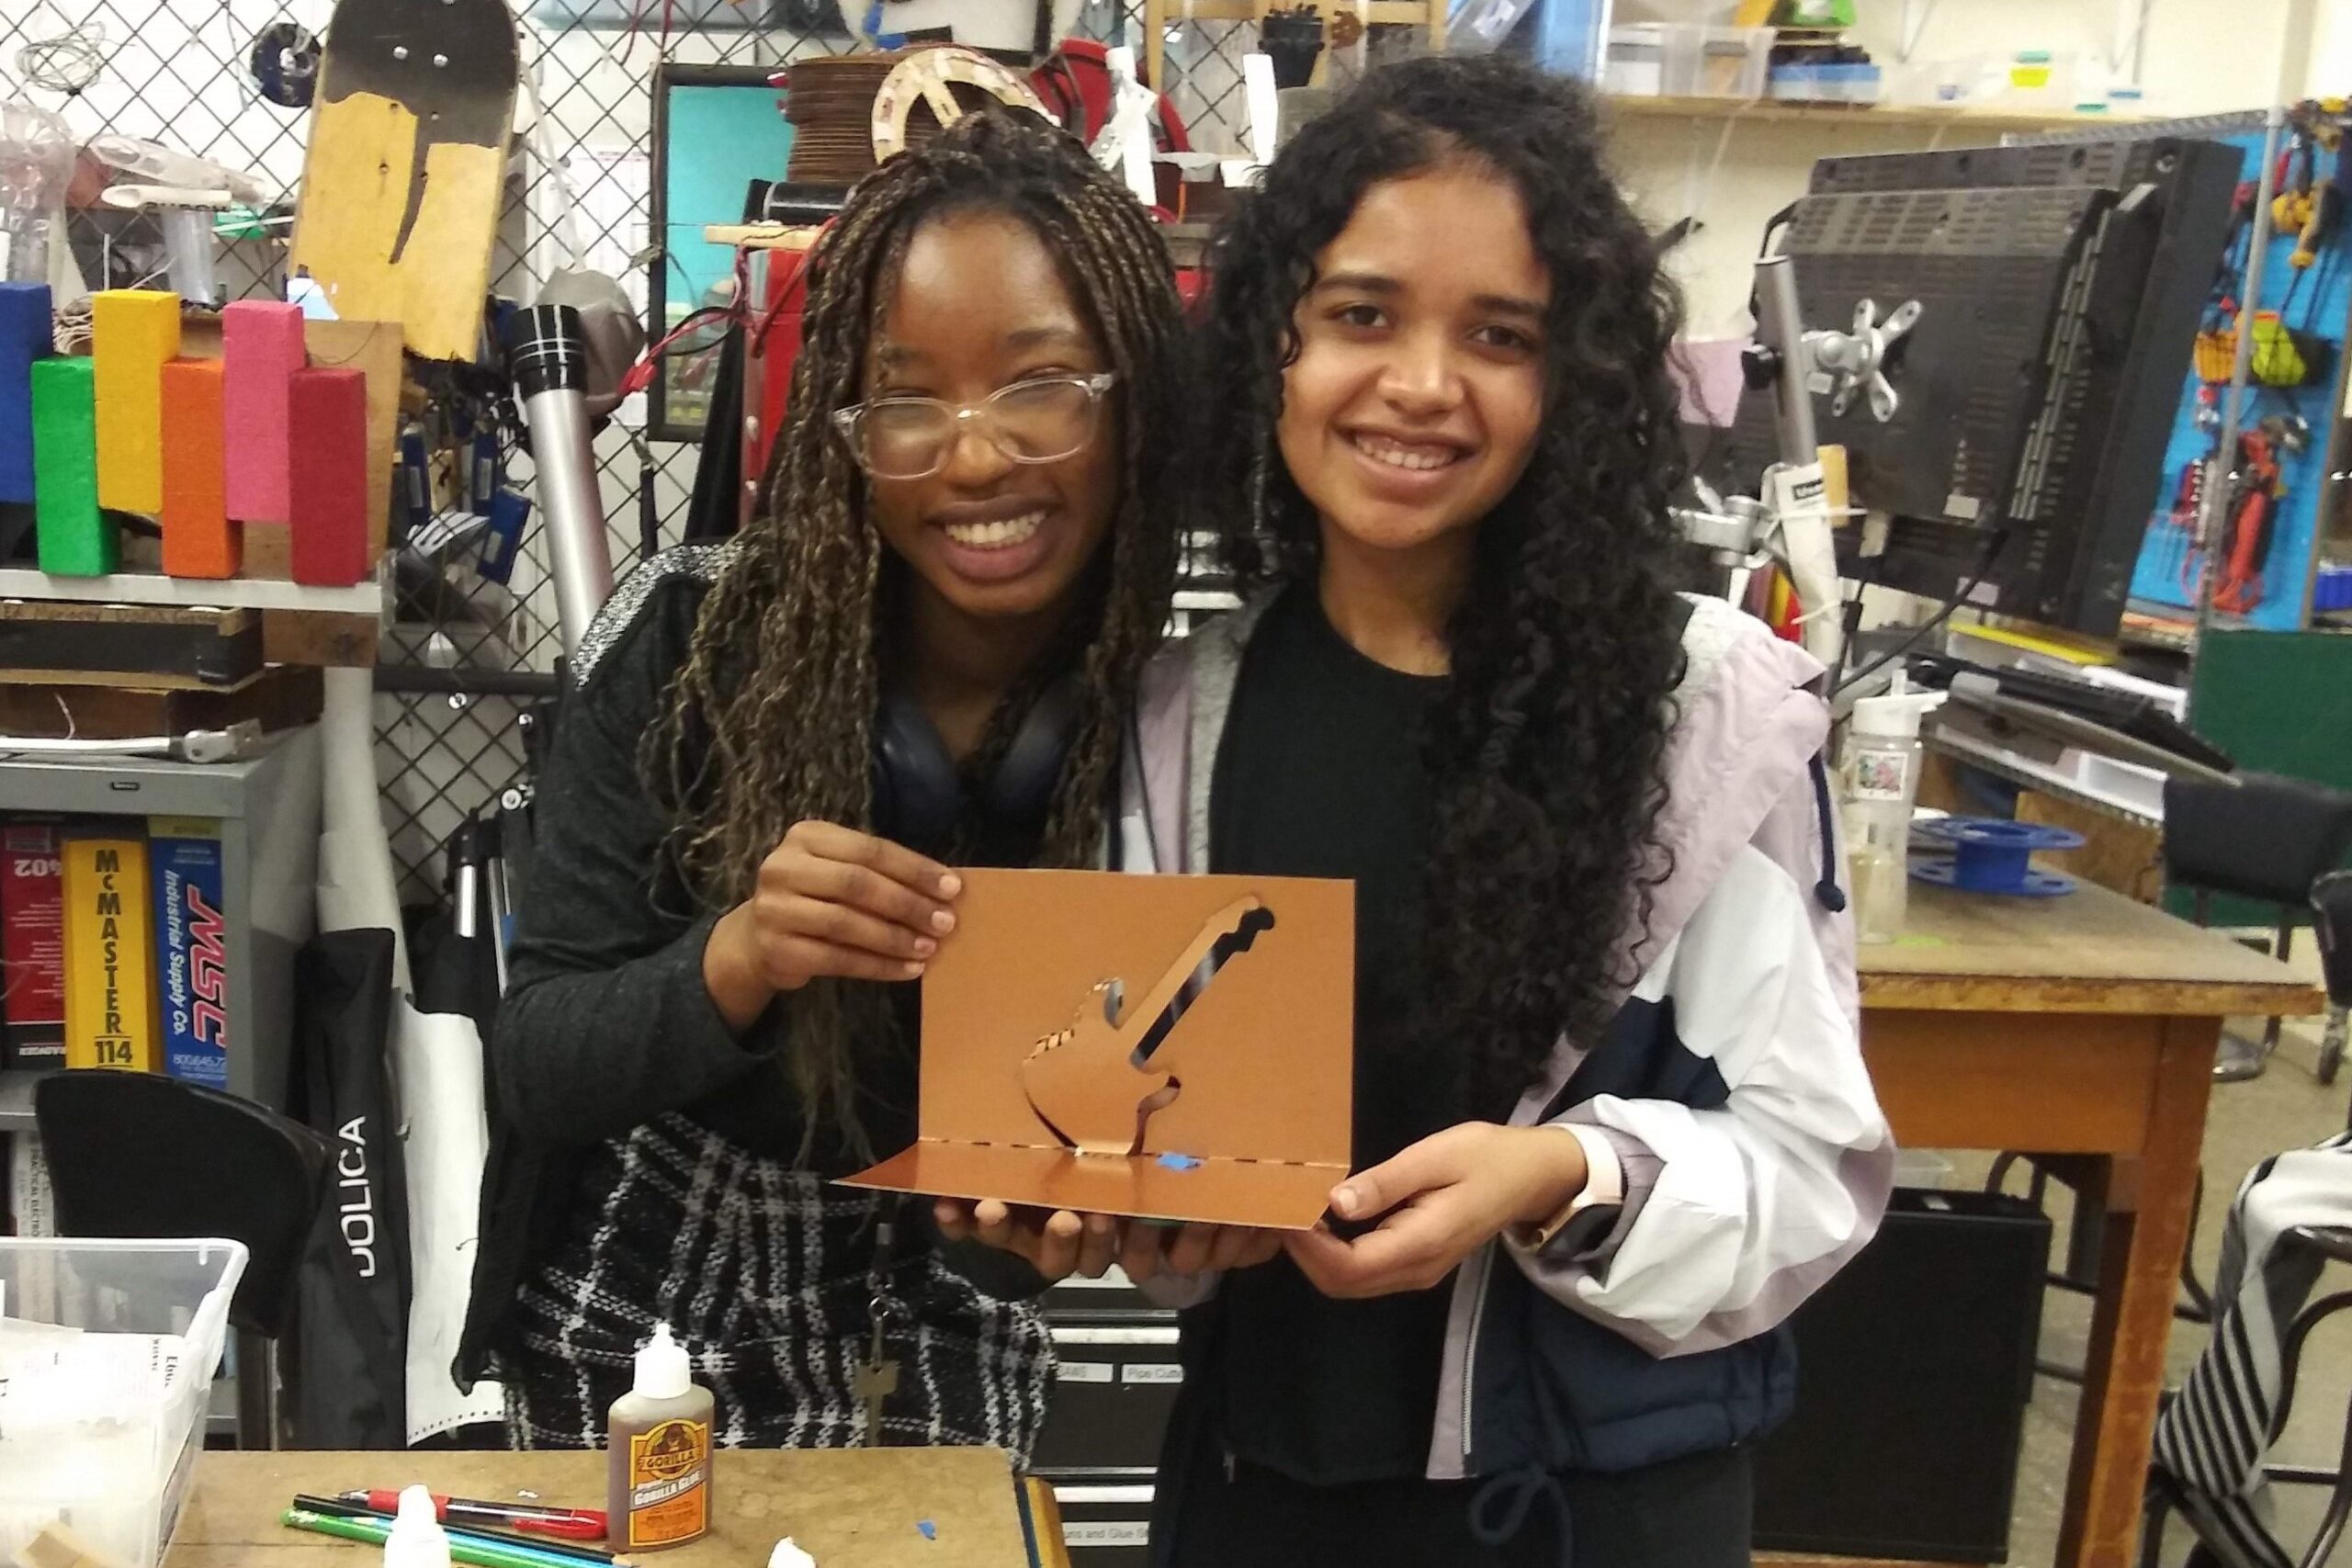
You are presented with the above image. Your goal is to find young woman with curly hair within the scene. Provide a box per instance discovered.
[949,53,1892,1566]
[453,108,1185,1456]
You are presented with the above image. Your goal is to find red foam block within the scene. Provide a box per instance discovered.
[221,299,304,524]
[287,367,371,587]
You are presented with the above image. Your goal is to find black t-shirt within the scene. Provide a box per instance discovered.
[1202,583,1464,1484]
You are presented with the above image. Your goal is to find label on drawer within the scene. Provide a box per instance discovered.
[1057,1360,1114,1383]
[1067,1521,1152,1548]
[1121,1362,1182,1385]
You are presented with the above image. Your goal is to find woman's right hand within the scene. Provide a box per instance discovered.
[702,819,962,1031]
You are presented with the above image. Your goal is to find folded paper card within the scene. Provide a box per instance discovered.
[840,866,1354,1230]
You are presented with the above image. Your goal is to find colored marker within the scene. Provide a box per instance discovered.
[336,1490,609,1542]
[282,1508,632,1568]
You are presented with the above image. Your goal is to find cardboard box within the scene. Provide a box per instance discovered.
[842,867,1352,1230]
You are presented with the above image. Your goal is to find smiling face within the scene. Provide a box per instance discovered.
[1276,164,1551,570]
[863,209,1120,628]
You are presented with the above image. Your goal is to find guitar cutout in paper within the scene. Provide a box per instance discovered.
[1021,897,1276,1156]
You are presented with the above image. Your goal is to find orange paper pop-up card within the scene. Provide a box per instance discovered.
[841,867,1354,1230]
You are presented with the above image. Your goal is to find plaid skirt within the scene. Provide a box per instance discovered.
[498,1112,1052,1460]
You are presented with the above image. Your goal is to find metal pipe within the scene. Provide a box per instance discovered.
[506,303,614,660]
[1753,254,1817,466]
[372,665,561,698]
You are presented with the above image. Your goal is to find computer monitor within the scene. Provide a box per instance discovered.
[1706,137,2241,638]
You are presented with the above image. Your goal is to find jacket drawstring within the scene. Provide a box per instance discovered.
[1469,1466,1575,1568]
[1807,753,1849,914]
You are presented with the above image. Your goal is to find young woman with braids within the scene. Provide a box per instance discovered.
[948,54,1891,1565]
[452,110,1185,1454]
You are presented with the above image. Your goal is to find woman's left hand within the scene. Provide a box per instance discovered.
[1285,1122,1589,1300]
[934,1198,1123,1282]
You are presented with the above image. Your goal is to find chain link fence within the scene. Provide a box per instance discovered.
[1,0,1295,903]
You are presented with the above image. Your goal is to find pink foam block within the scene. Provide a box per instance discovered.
[221,299,306,524]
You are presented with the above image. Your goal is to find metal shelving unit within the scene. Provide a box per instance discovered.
[0,729,324,1129]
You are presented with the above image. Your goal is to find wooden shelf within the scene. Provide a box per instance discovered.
[1609,95,2149,134]
[0,567,383,615]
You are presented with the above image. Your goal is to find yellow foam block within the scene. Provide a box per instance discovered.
[92,288,181,514]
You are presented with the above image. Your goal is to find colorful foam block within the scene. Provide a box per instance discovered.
[30,357,110,576]
[0,281,52,505]
[221,299,305,524]
[160,358,236,580]
[288,367,370,586]
[91,288,180,514]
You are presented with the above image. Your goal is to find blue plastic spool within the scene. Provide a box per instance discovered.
[1909,816,2086,897]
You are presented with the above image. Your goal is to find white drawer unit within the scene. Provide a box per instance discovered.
[1035,1323,1184,1473]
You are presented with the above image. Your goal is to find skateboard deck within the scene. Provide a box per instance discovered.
[289,0,518,362]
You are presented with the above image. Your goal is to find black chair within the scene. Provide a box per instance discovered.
[2310,871,2352,1092]
[34,1069,331,1448]
[2165,773,2352,1081]
[2143,1224,2352,1568]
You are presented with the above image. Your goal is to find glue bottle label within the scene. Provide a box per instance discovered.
[1848,743,1912,803]
[627,1417,711,1546]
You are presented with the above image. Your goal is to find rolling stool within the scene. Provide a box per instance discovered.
[2142,1224,2352,1568]
[2165,773,2352,1082]
[35,1069,330,1448]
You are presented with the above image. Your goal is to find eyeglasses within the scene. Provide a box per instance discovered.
[831,371,1118,480]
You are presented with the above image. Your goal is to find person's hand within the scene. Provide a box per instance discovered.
[935,1199,1122,1281]
[1285,1122,1589,1300]
[1119,1222,1282,1283]
[703,820,960,1029]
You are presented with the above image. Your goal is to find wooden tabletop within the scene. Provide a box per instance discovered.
[169,1450,1036,1568]
[1860,881,2323,1016]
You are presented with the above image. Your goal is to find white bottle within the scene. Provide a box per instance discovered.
[384,1484,452,1568]
[1841,672,1949,945]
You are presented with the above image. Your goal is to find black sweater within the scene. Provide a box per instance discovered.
[457,545,1032,1385]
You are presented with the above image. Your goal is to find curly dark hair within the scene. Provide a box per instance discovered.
[1194,54,1689,1116]
[648,110,1184,1147]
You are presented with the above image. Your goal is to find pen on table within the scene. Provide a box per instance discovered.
[283,1506,634,1568]
[334,1489,609,1541]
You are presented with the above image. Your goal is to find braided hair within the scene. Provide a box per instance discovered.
[650,110,1183,1146]
[1193,55,1688,1117]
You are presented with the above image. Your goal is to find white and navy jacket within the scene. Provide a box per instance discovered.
[1115,589,1894,1483]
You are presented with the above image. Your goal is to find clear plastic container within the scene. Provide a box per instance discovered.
[1662,25,1772,99]
[0,1238,247,1568]
[1609,23,1770,98]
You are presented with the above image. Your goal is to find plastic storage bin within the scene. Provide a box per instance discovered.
[0,1237,247,1568]
[1606,23,1770,98]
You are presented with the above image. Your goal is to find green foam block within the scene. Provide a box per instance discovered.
[31,355,113,576]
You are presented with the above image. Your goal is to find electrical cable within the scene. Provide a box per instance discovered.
[1833,531,2007,698]
[16,23,107,94]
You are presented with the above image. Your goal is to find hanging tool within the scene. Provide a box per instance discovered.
[2212,427,2283,616]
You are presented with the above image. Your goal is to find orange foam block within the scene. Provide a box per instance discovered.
[91,288,180,514]
[288,367,370,586]
[221,299,304,524]
[159,358,237,580]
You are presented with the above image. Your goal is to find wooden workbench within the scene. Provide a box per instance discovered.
[1793,882,2321,1568]
[167,1450,1069,1567]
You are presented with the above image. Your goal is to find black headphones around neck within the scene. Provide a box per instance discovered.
[872,676,1083,851]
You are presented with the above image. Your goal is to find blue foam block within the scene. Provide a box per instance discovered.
[0,282,54,503]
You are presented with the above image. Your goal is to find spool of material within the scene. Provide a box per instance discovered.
[222,299,305,524]
[160,357,237,579]
[0,280,53,504]
[30,356,110,575]
[1909,817,2086,897]
[287,366,370,586]
[91,288,182,514]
